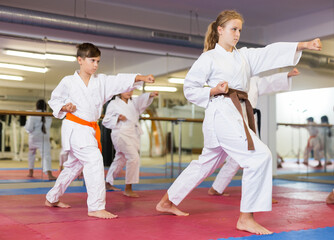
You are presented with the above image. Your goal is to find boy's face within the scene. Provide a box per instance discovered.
[121,91,133,100]
[78,56,100,75]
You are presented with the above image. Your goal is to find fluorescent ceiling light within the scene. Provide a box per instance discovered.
[168,77,184,84]
[4,49,76,62]
[0,62,48,73]
[139,86,177,92]
[0,74,24,81]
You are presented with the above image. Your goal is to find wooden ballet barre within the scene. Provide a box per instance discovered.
[0,110,204,123]
[277,122,333,128]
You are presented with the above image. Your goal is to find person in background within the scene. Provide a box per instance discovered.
[25,99,56,180]
[102,91,158,197]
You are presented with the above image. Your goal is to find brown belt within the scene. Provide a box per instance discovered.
[217,88,256,150]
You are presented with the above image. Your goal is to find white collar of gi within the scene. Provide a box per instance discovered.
[214,43,236,55]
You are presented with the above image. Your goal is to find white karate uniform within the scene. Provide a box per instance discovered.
[46,71,141,212]
[304,124,321,161]
[167,43,301,213]
[25,110,53,173]
[102,93,153,185]
[212,72,292,194]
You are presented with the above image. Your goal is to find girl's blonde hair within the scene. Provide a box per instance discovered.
[203,10,244,52]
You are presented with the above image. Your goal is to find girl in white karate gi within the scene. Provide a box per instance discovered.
[102,91,158,197]
[25,99,56,180]
[156,10,321,235]
[209,68,300,197]
[45,43,154,219]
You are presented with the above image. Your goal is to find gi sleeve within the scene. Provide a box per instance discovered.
[133,93,153,115]
[102,101,119,129]
[183,53,212,108]
[256,72,292,96]
[48,77,70,119]
[24,116,34,133]
[103,74,143,103]
[242,42,302,76]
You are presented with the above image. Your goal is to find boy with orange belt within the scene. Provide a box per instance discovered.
[45,43,154,219]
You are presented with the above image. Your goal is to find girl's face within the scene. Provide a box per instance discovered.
[120,91,133,100]
[217,19,242,51]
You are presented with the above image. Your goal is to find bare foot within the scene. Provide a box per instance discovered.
[326,190,334,204]
[208,187,230,196]
[45,200,71,208]
[156,193,189,216]
[123,190,139,198]
[236,212,273,235]
[302,161,308,166]
[48,175,57,181]
[272,198,278,204]
[88,210,118,219]
[27,169,33,177]
[106,183,121,191]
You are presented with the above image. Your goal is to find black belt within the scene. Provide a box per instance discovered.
[253,108,261,139]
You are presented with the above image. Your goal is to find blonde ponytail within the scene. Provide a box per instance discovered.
[203,21,218,52]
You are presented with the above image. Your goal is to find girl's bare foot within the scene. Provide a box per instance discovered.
[88,210,118,219]
[106,183,121,191]
[123,190,139,198]
[326,190,334,204]
[236,212,273,235]
[45,200,71,208]
[208,187,230,196]
[156,193,189,216]
[272,198,278,204]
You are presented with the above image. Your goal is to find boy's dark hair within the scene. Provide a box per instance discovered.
[321,115,329,124]
[306,117,314,122]
[76,43,101,58]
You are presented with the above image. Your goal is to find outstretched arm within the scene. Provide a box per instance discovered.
[135,74,155,83]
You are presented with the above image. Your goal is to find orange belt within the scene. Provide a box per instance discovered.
[66,113,102,152]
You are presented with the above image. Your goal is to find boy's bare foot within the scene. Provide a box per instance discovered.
[236,212,273,235]
[45,200,71,208]
[156,193,189,216]
[105,183,121,191]
[272,198,278,204]
[326,190,334,204]
[88,210,118,219]
[302,161,308,166]
[123,190,139,198]
[208,187,230,196]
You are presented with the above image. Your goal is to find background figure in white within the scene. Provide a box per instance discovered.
[25,99,56,180]
[209,68,300,196]
[303,117,322,167]
[102,91,158,197]
[319,115,333,165]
